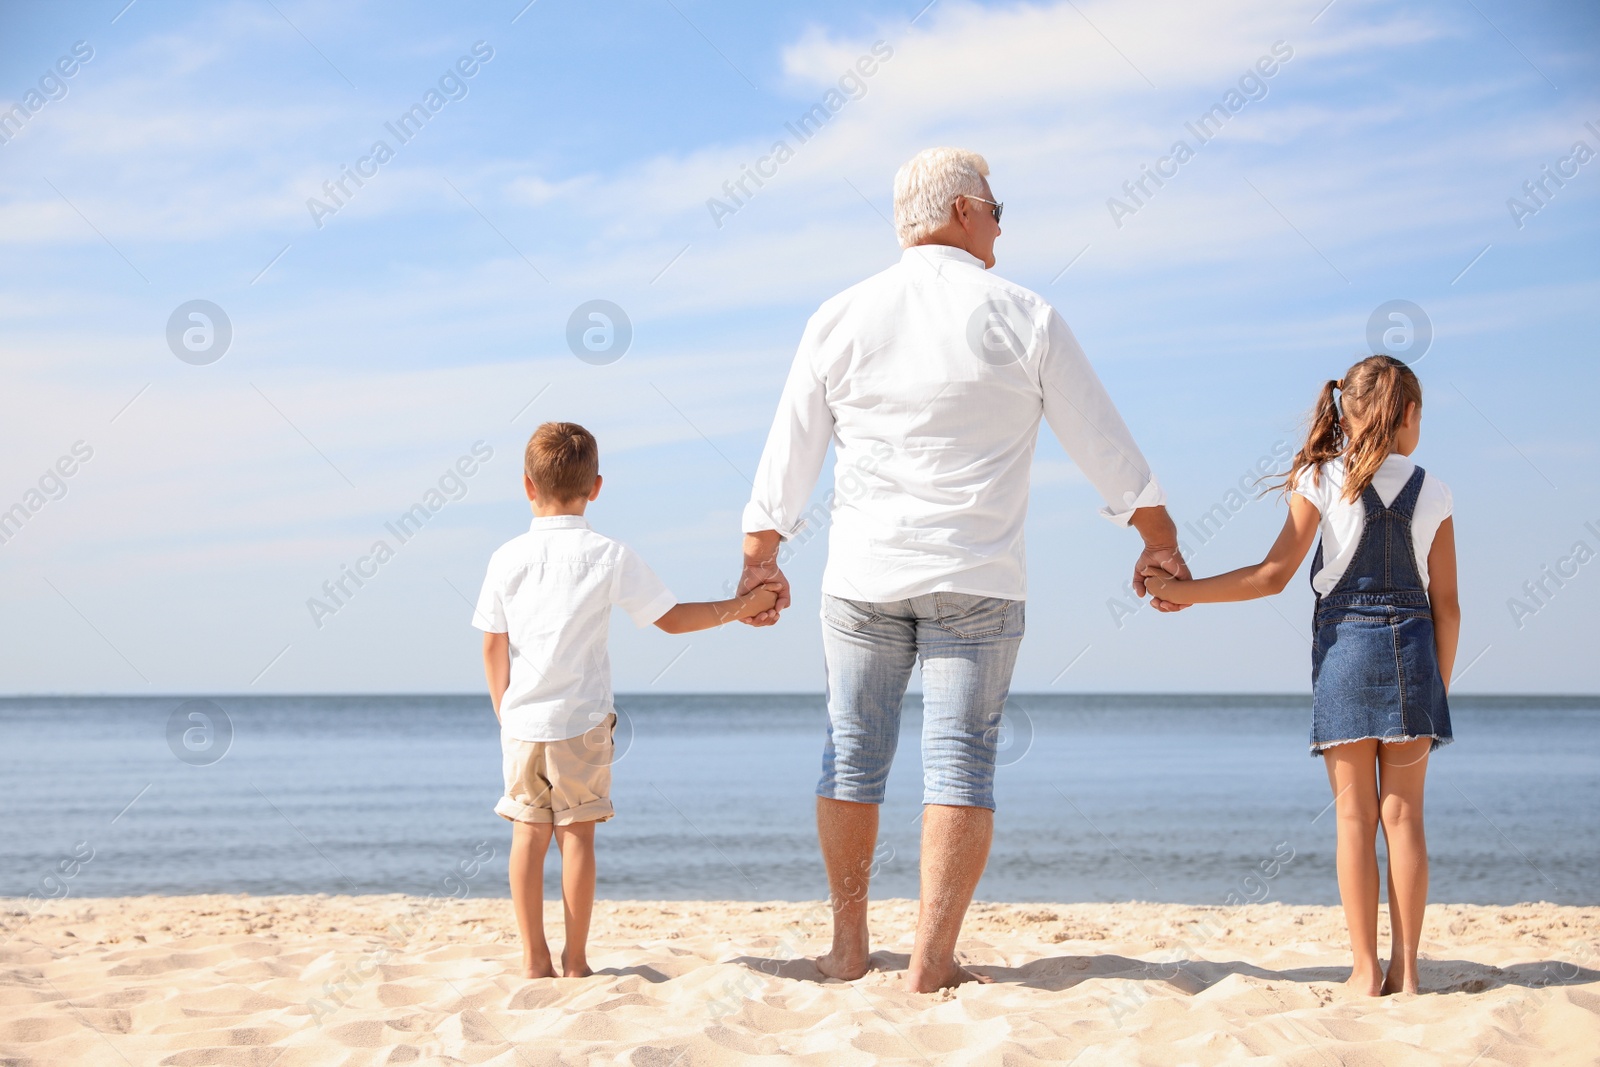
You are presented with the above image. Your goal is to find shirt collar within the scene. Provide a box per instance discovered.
[901,243,984,270]
[528,515,591,532]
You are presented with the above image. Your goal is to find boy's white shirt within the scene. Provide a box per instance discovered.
[474,515,676,742]
[1291,454,1452,596]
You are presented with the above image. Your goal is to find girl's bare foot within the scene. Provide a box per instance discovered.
[561,955,592,978]
[522,957,557,979]
[1344,966,1383,997]
[1381,965,1419,995]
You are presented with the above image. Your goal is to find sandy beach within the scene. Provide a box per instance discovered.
[2,894,1596,1065]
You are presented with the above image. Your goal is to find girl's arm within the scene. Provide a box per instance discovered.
[1142,494,1321,605]
[482,631,510,722]
[1426,517,1460,691]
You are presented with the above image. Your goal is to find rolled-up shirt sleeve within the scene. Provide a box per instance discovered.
[742,313,836,539]
[1039,309,1164,525]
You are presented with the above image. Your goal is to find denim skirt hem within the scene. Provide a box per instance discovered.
[1308,732,1453,757]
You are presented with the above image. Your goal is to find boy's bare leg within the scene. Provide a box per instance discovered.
[905,803,993,993]
[555,821,597,977]
[1377,738,1431,995]
[1323,741,1383,997]
[510,820,556,978]
[816,797,877,980]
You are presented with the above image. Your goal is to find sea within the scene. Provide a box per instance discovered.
[2,694,1595,906]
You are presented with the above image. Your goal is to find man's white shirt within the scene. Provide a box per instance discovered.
[474,516,675,742]
[743,243,1164,603]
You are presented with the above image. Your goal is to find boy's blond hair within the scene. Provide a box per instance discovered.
[525,422,598,502]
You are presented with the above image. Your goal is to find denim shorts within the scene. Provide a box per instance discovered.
[818,591,1024,810]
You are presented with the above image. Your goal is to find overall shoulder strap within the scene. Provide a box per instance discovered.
[1390,465,1426,520]
[1358,480,1385,516]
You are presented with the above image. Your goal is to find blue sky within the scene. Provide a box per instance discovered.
[1,0,1596,695]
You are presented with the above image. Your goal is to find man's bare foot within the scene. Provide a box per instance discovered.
[1344,967,1384,997]
[904,960,990,993]
[816,948,871,981]
[522,957,557,979]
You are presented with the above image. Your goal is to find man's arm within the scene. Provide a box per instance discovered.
[482,631,509,723]
[1038,310,1189,610]
[737,312,834,625]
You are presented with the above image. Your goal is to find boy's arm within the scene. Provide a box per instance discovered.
[482,631,510,722]
[654,583,782,635]
[1143,495,1321,605]
[1426,517,1460,691]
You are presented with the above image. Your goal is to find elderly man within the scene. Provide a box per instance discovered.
[738,147,1188,992]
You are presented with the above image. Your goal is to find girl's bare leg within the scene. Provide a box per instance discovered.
[510,820,556,978]
[1323,740,1383,996]
[1377,738,1431,994]
[555,821,596,977]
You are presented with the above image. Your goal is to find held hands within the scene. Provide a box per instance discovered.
[740,581,785,619]
[738,531,790,627]
[1134,543,1191,612]
[1141,567,1179,603]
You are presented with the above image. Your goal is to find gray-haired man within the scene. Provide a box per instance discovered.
[739,147,1188,991]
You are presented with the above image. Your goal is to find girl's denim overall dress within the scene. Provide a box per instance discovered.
[1309,465,1452,755]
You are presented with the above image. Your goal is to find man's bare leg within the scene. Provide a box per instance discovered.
[509,820,556,978]
[816,797,878,980]
[905,803,992,993]
[554,821,596,978]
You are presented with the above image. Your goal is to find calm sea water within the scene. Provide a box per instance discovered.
[2,694,1595,906]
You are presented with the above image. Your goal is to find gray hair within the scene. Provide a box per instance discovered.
[892,147,990,247]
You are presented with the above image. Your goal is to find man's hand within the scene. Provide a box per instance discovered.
[739,530,790,627]
[1128,506,1191,613]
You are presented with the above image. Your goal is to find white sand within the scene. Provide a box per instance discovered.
[3,895,1597,1064]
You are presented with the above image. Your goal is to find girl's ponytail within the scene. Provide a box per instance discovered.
[1274,378,1346,496]
[1276,355,1422,502]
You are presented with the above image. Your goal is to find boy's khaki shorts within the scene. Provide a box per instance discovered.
[495,713,616,825]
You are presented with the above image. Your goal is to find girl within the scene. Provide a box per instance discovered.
[1144,354,1459,997]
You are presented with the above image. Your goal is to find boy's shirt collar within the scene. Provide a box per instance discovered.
[528,515,590,532]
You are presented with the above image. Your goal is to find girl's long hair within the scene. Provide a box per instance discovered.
[1276,354,1422,503]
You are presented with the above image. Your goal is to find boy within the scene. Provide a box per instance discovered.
[474,421,779,979]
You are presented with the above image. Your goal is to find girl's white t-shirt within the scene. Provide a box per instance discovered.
[1291,454,1452,596]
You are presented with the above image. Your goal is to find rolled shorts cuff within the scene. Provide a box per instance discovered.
[922,790,996,811]
[495,796,553,824]
[495,795,615,825]
[815,781,887,806]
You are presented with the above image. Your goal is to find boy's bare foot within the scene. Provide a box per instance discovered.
[522,957,558,980]
[816,948,871,981]
[904,961,990,993]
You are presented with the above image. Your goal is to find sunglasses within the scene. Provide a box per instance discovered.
[960,194,1003,223]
